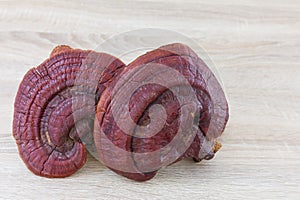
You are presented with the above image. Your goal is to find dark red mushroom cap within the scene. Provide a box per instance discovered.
[94,43,229,181]
[13,46,125,178]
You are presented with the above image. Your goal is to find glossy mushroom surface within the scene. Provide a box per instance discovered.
[13,46,125,177]
[94,43,229,181]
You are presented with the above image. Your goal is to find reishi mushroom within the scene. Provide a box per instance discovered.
[13,43,229,181]
[13,45,125,177]
[94,43,229,181]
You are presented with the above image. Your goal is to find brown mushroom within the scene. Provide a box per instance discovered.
[13,45,125,178]
[13,43,229,181]
[94,43,229,181]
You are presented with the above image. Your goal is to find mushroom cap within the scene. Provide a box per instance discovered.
[94,43,229,181]
[13,46,125,178]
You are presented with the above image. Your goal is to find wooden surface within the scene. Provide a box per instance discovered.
[1,0,300,199]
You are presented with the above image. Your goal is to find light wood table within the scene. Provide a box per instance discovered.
[0,1,299,199]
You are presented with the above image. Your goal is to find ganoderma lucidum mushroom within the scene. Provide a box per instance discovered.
[13,43,229,181]
[13,45,125,177]
[94,43,229,181]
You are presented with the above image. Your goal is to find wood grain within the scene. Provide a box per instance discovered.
[0,0,299,199]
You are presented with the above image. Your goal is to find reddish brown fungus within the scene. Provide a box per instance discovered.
[94,43,229,181]
[13,46,125,177]
[13,43,229,181]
